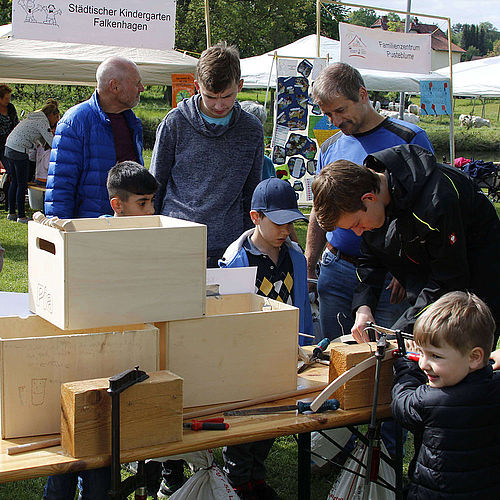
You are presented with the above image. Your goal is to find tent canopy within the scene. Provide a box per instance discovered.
[436,56,500,97]
[0,24,198,86]
[241,34,447,93]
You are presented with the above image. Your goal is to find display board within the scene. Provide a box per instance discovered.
[270,56,338,205]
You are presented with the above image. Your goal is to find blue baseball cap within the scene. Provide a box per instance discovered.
[251,178,308,225]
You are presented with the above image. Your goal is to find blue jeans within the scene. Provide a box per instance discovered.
[5,151,29,218]
[317,248,408,454]
[43,468,111,500]
[317,248,407,339]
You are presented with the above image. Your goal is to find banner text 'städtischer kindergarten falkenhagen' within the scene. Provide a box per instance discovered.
[340,22,432,74]
[12,1,176,50]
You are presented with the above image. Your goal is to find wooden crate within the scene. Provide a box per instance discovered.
[28,215,206,330]
[61,370,183,458]
[157,294,299,407]
[0,315,159,438]
[329,342,397,410]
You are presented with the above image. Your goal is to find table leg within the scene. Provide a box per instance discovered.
[297,432,311,500]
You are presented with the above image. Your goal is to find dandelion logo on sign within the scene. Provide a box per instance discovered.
[346,33,367,59]
[18,0,62,26]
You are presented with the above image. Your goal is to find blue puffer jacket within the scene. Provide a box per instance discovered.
[219,229,313,345]
[44,91,143,218]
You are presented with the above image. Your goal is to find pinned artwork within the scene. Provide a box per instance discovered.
[297,59,314,78]
[286,134,317,160]
[288,157,305,179]
[307,160,317,176]
[276,166,290,180]
[293,180,304,192]
[276,76,309,131]
[272,145,286,165]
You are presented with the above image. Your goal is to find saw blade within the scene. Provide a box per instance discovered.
[224,405,298,416]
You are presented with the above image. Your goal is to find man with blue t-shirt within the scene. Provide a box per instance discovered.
[305,63,433,341]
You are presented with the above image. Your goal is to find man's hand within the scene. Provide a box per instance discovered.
[386,277,406,304]
[352,306,375,343]
[491,349,500,370]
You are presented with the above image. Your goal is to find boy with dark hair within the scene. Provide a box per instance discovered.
[150,42,263,269]
[219,177,313,500]
[107,160,157,216]
[391,291,500,499]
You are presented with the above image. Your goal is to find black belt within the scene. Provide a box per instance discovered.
[326,242,358,266]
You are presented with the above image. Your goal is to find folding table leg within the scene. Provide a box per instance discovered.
[297,432,311,500]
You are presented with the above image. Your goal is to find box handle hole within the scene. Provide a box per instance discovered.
[37,238,56,255]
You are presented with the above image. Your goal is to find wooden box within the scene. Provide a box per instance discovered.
[329,342,396,410]
[0,315,159,438]
[61,370,183,458]
[158,294,299,407]
[28,215,206,330]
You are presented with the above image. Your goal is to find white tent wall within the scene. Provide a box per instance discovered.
[241,34,448,93]
[0,24,197,86]
[436,55,500,97]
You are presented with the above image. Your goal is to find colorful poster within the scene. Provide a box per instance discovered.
[340,22,432,74]
[172,74,195,108]
[419,80,452,115]
[12,0,176,50]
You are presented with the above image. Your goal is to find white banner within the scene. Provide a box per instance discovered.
[12,0,176,50]
[340,22,431,74]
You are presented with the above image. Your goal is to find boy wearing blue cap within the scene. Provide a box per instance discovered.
[219,177,313,500]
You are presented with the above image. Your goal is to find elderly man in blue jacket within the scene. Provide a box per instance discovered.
[45,55,144,219]
[42,56,143,499]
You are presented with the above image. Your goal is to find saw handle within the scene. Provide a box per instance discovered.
[297,399,339,413]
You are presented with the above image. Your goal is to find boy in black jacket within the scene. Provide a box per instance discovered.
[391,291,500,499]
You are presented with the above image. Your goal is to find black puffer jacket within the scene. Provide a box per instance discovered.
[392,358,500,499]
[352,144,500,333]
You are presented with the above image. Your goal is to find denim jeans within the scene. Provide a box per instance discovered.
[5,150,29,218]
[317,248,407,340]
[43,468,111,500]
[317,248,408,454]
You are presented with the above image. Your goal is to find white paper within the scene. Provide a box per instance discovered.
[206,267,257,295]
[0,292,33,318]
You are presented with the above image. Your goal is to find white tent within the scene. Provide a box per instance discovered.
[436,56,500,97]
[0,24,197,86]
[241,34,447,92]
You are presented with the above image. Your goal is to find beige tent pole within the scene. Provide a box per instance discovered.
[317,0,322,57]
[204,0,211,48]
[447,17,455,165]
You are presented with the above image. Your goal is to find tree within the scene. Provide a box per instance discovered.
[0,0,11,24]
[348,8,377,28]
[488,39,500,56]
[386,12,402,32]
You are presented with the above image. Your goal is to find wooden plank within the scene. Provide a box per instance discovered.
[162,294,299,407]
[61,371,183,458]
[328,342,397,410]
[0,324,159,439]
[28,215,207,329]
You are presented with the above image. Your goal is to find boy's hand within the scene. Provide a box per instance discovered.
[352,306,375,343]
[491,349,500,370]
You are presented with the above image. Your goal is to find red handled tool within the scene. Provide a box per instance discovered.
[183,417,229,431]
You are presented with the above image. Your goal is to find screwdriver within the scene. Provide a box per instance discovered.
[183,417,229,431]
[224,398,340,416]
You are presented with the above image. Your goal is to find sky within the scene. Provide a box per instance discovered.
[365,1,500,31]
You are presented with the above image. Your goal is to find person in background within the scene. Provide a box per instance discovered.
[0,84,19,192]
[239,101,275,180]
[44,56,144,219]
[5,99,58,223]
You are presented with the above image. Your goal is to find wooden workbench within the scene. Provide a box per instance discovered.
[0,365,392,485]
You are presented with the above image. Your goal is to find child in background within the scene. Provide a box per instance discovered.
[391,291,500,499]
[219,177,313,500]
[106,160,157,217]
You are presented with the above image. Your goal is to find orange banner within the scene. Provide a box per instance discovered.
[172,73,195,108]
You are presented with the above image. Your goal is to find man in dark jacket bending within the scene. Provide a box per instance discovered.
[311,144,500,342]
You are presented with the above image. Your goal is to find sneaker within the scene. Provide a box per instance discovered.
[17,217,29,223]
[6,214,16,221]
[252,480,280,500]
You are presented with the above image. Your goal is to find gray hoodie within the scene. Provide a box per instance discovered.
[150,94,263,254]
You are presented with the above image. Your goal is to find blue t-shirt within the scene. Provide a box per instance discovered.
[200,110,233,126]
[317,117,434,257]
